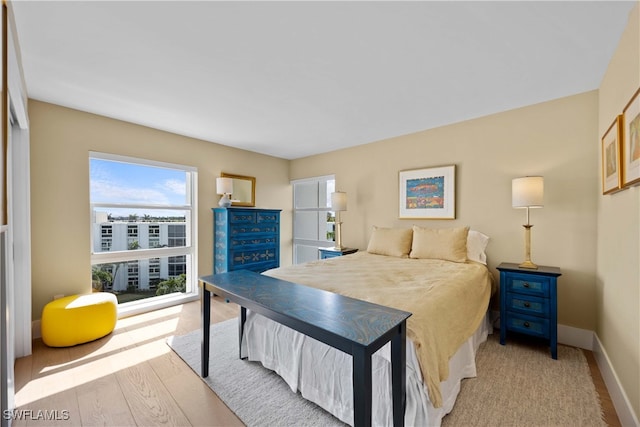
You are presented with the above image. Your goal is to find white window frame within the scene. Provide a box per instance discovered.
[89,152,198,317]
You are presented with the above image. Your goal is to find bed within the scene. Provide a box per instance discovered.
[240,226,495,426]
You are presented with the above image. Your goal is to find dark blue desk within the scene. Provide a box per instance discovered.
[199,270,411,427]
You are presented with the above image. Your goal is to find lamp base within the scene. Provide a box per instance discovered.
[518,260,539,269]
[519,224,538,269]
[218,194,231,208]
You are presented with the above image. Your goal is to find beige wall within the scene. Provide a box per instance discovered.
[597,2,640,420]
[291,91,599,330]
[29,100,292,320]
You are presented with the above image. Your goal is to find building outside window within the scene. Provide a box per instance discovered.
[89,152,197,309]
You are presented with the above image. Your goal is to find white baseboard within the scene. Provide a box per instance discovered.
[593,334,640,427]
[557,323,594,350]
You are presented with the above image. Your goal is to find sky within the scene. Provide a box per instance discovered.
[90,158,188,218]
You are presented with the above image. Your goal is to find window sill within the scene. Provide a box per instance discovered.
[117,291,199,319]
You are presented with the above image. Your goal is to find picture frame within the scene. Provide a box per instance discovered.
[399,165,455,219]
[601,115,623,194]
[622,87,640,187]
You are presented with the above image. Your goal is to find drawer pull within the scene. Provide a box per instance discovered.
[524,302,531,308]
[523,282,530,288]
[523,322,530,328]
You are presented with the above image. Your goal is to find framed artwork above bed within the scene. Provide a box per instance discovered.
[399,165,456,219]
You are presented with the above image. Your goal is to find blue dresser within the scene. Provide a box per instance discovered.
[212,207,281,274]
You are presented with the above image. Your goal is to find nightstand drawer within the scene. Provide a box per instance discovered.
[505,313,549,339]
[506,293,549,317]
[505,274,550,297]
[321,251,342,259]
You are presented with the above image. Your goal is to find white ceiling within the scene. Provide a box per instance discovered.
[11,1,636,160]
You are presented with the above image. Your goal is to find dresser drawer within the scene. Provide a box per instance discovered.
[229,223,279,236]
[230,248,278,268]
[506,293,549,317]
[505,273,550,297]
[505,313,549,339]
[257,211,279,224]
[228,210,257,224]
[229,235,278,249]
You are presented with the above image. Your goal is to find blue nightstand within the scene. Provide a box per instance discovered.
[498,262,562,359]
[319,247,358,259]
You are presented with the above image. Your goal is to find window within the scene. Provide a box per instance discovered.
[101,225,113,251]
[292,175,336,264]
[90,152,197,310]
[149,225,160,248]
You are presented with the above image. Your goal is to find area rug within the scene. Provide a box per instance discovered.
[168,318,605,427]
[167,318,344,426]
[441,334,606,426]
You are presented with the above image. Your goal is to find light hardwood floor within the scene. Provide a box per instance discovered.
[14,297,620,426]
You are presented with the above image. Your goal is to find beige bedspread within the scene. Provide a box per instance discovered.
[263,252,494,408]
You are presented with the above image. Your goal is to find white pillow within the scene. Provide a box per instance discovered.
[467,230,490,264]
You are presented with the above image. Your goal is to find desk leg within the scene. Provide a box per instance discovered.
[239,306,246,359]
[391,321,406,427]
[352,347,372,427]
[201,286,211,378]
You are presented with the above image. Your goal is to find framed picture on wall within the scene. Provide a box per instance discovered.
[399,165,455,219]
[622,87,640,187]
[601,115,623,194]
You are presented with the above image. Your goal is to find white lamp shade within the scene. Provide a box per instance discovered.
[331,191,347,211]
[512,176,544,208]
[216,177,233,195]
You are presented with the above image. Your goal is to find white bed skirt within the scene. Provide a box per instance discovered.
[241,311,491,427]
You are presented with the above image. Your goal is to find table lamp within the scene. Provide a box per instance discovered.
[512,176,543,269]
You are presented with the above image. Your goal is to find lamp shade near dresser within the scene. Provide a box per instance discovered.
[498,262,562,359]
[212,207,281,274]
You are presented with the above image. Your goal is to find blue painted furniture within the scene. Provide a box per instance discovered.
[319,247,358,259]
[199,270,411,427]
[212,207,281,274]
[498,262,562,359]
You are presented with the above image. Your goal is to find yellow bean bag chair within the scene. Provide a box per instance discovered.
[41,293,118,347]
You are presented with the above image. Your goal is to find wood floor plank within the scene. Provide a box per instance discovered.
[18,388,80,426]
[13,354,32,398]
[149,349,243,427]
[115,360,191,426]
[75,373,136,427]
